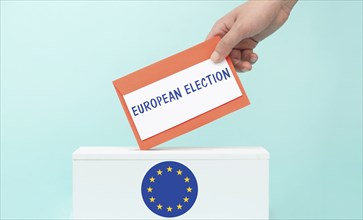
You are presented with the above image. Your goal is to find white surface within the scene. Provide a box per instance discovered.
[73,147,269,220]
[72,146,269,160]
[123,59,242,140]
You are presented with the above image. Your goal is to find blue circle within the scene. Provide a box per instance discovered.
[141,161,198,218]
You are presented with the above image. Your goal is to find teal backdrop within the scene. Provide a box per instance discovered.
[1,1,362,219]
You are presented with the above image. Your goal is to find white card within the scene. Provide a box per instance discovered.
[123,59,242,140]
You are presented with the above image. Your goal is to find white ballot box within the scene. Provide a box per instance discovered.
[73,147,269,219]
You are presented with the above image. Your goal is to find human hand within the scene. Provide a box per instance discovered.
[206,0,297,72]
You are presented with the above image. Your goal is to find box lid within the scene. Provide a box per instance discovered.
[72,147,269,160]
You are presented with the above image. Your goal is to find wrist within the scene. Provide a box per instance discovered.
[281,0,298,14]
[248,0,282,7]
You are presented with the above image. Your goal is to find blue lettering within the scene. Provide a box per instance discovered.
[157,96,163,106]
[131,68,231,116]
[150,99,157,108]
[195,80,202,90]
[184,84,191,95]
[201,78,208,87]
[132,106,138,116]
[190,83,197,92]
[205,74,213,85]
[169,92,175,102]
[174,88,182,100]
[212,73,217,83]
[137,104,145,114]
[143,101,151,111]
[162,94,169,104]
[222,67,231,79]
[215,71,223,81]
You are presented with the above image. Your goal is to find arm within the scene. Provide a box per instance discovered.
[207,0,297,72]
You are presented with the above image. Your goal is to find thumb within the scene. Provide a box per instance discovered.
[210,26,242,63]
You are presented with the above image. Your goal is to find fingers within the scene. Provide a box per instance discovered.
[230,49,258,72]
[234,60,252,72]
[240,61,253,72]
[210,25,243,63]
[242,49,258,64]
[206,13,235,40]
[206,23,223,40]
[234,38,258,50]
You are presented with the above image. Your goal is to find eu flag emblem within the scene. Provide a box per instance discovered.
[141,161,198,218]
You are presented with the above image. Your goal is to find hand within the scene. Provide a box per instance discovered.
[206,0,297,72]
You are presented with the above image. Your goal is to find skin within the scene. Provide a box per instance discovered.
[206,0,298,72]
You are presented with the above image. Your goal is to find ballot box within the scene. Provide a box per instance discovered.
[72,147,269,219]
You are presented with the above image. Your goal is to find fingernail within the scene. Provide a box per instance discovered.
[241,68,249,72]
[211,51,221,63]
[250,56,257,64]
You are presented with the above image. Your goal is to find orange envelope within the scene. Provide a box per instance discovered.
[113,36,250,150]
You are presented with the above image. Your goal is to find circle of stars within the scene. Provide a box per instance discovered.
[141,161,198,218]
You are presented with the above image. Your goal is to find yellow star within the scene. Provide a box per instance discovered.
[167,206,173,212]
[177,204,182,210]
[167,166,172,172]
[186,187,192,193]
[183,197,189,203]
[147,187,153,193]
[157,169,163,175]
[149,197,156,203]
[157,204,163,210]
[184,177,190,183]
[177,169,182,175]
[149,177,155,183]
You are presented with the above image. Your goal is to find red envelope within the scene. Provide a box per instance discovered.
[113,36,250,150]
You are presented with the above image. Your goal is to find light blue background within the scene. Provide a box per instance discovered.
[1,1,362,219]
